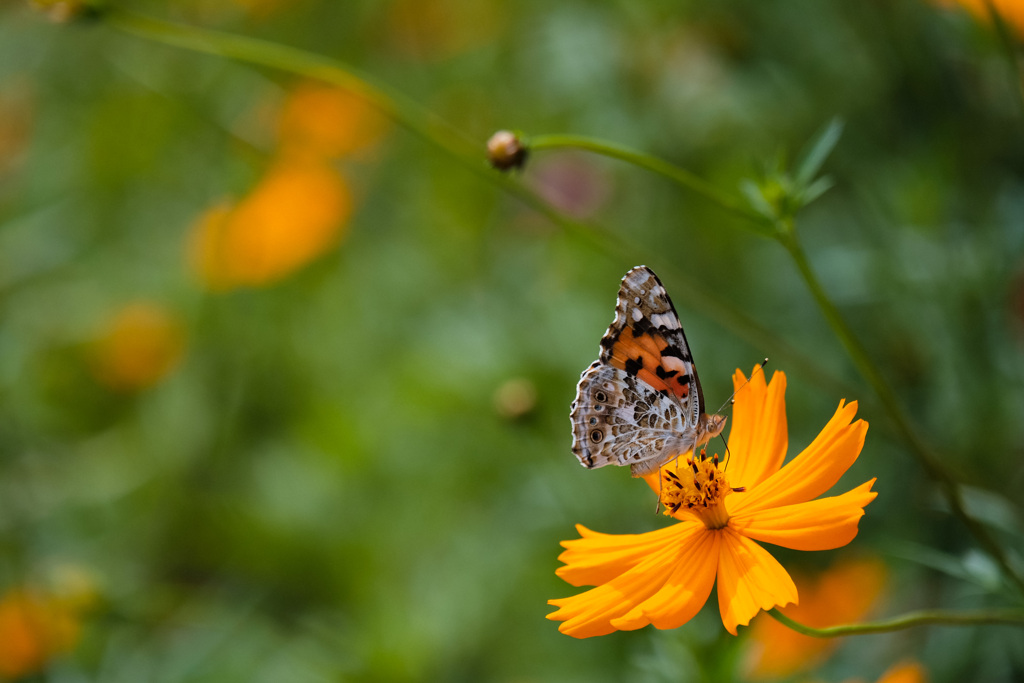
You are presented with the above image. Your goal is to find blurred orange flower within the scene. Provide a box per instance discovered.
[548,369,877,637]
[873,661,929,683]
[0,589,81,678]
[934,0,1024,36]
[189,159,353,289]
[90,302,186,392]
[745,558,888,678]
[278,82,390,161]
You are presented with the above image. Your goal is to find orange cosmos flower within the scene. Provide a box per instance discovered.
[0,589,81,678]
[745,557,888,678]
[277,82,390,161]
[189,158,352,290]
[547,368,877,637]
[933,0,1024,37]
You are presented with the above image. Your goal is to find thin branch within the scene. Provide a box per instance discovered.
[528,134,769,228]
[768,607,1024,638]
[780,233,1024,596]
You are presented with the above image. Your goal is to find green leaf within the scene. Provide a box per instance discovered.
[739,179,777,219]
[795,118,844,187]
[800,175,835,206]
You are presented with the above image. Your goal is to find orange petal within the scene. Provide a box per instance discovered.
[731,480,877,551]
[610,529,720,631]
[639,367,787,501]
[716,528,797,635]
[726,368,788,491]
[548,525,704,638]
[730,400,867,515]
[555,521,702,587]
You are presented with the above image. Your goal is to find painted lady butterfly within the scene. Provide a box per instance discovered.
[570,266,727,477]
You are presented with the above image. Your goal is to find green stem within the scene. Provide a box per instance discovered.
[90,6,852,397]
[102,7,472,161]
[98,10,629,265]
[529,135,769,229]
[768,607,1024,638]
[105,9,645,268]
[527,126,1024,596]
[780,233,1024,597]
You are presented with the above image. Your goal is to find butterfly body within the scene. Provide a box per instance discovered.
[570,266,726,477]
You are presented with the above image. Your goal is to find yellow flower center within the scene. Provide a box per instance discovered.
[660,454,741,529]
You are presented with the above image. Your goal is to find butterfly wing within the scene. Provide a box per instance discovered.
[570,266,706,476]
[571,361,694,476]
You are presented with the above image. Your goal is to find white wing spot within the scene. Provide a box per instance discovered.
[650,312,679,329]
[631,307,643,322]
[662,357,688,378]
[633,296,641,305]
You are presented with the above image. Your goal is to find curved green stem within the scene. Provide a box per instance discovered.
[529,134,769,229]
[98,9,631,261]
[88,5,853,397]
[768,607,1024,638]
[102,8,471,161]
[780,233,1024,597]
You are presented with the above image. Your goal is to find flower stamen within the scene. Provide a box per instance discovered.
[660,456,735,529]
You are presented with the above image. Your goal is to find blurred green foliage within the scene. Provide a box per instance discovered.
[0,0,1023,681]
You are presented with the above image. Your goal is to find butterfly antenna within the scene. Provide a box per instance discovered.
[719,431,733,471]
[712,358,768,416]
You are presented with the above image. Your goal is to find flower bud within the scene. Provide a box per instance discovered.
[30,0,97,22]
[487,130,528,171]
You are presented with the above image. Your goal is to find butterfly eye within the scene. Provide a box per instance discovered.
[595,391,608,403]
[590,429,604,443]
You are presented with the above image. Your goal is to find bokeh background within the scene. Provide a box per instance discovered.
[0,0,1023,681]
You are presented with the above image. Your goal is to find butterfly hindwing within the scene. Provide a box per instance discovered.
[570,361,695,476]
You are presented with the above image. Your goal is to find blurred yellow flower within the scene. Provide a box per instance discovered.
[278,82,390,161]
[934,0,1024,35]
[745,558,888,678]
[189,159,353,289]
[0,589,81,678]
[548,369,877,637]
[90,303,186,392]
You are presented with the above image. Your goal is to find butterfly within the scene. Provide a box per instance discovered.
[570,266,727,477]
